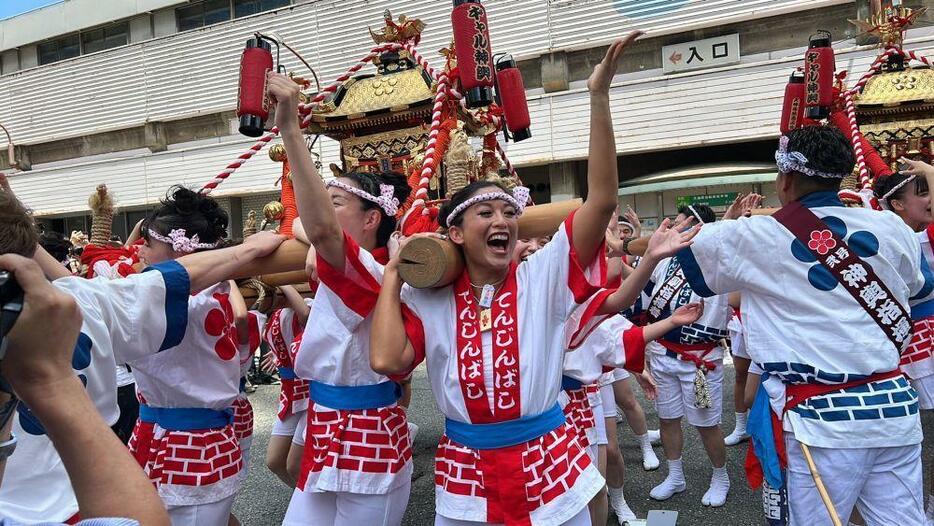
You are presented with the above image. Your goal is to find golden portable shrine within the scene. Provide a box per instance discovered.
[214,5,579,295]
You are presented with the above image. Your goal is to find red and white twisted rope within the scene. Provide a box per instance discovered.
[402,41,439,80]
[495,141,517,179]
[411,73,451,213]
[841,90,871,189]
[201,42,404,194]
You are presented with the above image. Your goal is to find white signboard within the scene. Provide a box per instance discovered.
[662,34,740,74]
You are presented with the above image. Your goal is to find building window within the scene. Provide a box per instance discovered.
[37,34,80,65]
[234,0,290,18]
[81,23,129,55]
[177,0,232,31]
[177,0,290,31]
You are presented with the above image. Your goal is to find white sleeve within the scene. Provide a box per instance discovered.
[56,260,191,364]
[674,220,746,297]
[584,315,647,374]
[520,211,607,322]
[313,232,384,333]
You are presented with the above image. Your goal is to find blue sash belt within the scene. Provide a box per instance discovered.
[561,375,583,391]
[912,299,934,320]
[309,380,401,410]
[444,403,566,450]
[278,367,298,380]
[139,404,233,431]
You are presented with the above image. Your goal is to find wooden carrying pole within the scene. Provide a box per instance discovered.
[798,442,843,526]
[398,198,583,288]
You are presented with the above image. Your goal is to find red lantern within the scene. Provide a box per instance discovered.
[779,71,807,134]
[237,36,274,137]
[495,56,531,142]
[452,0,495,108]
[803,31,835,120]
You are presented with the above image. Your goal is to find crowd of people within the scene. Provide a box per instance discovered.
[0,30,932,526]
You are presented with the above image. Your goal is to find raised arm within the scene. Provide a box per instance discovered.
[572,31,643,266]
[280,284,310,326]
[176,231,285,292]
[370,261,415,375]
[229,280,250,345]
[598,217,697,315]
[267,73,345,271]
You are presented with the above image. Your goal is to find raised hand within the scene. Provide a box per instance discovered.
[623,206,642,236]
[242,230,287,258]
[261,350,278,374]
[645,217,699,261]
[899,157,934,179]
[587,31,644,95]
[671,301,704,326]
[266,72,302,133]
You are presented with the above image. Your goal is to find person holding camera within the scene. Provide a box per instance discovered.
[0,181,286,524]
[0,253,169,526]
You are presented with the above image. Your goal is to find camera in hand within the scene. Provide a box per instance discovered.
[0,270,24,360]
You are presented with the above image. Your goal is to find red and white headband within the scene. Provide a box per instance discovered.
[326,179,399,216]
[147,228,219,253]
[445,186,530,228]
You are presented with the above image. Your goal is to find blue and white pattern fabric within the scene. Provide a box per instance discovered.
[0,262,189,523]
[675,191,927,449]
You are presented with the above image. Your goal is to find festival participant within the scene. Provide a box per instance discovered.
[645,203,734,508]
[231,287,266,476]
[368,34,702,526]
[267,74,415,525]
[723,293,751,447]
[264,285,311,487]
[124,187,255,525]
[873,158,934,523]
[0,178,285,524]
[682,126,930,525]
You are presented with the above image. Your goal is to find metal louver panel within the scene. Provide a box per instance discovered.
[546,0,854,52]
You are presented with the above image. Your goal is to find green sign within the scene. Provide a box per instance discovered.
[676,192,737,208]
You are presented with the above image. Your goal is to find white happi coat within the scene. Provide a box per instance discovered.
[128,279,245,506]
[398,215,610,526]
[645,256,732,363]
[293,236,412,495]
[676,191,929,449]
[560,315,647,447]
[0,262,188,523]
[264,305,310,421]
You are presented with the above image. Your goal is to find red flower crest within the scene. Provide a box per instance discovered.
[204,293,238,360]
[807,229,836,256]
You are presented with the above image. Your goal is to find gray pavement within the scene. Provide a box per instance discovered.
[234,363,934,525]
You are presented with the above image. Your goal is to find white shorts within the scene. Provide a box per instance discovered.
[727,317,750,360]
[167,494,236,526]
[434,506,590,526]
[292,412,308,446]
[599,383,615,413]
[283,481,411,526]
[273,410,307,437]
[651,353,723,427]
[910,374,934,410]
[592,395,607,446]
[784,432,924,526]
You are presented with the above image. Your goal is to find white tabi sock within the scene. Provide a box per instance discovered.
[607,485,637,524]
[649,458,686,501]
[724,411,750,446]
[647,428,662,445]
[407,421,419,443]
[636,433,660,470]
[701,466,730,507]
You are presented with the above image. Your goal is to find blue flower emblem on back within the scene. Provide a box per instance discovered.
[790,216,879,291]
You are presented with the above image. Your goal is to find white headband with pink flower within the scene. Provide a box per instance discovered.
[326,179,399,216]
[445,186,530,228]
[147,228,219,253]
